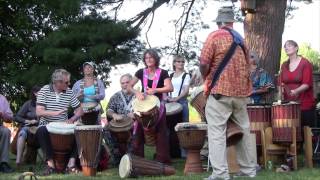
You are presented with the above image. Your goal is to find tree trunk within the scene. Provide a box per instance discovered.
[243,0,287,78]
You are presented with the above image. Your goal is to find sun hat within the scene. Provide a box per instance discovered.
[83,61,96,69]
[214,6,235,23]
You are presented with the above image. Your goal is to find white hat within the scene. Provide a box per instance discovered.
[83,61,96,69]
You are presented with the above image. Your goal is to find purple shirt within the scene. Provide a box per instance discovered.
[0,94,14,121]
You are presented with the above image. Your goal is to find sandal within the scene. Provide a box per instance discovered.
[41,165,55,176]
[276,164,291,173]
[65,166,80,174]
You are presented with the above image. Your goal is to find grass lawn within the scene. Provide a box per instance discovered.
[2,145,320,180]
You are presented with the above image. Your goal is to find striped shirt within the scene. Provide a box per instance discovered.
[37,84,80,125]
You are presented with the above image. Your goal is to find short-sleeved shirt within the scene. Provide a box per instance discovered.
[15,100,37,125]
[200,27,252,97]
[0,94,13,125]
[280,58,315,110]
[135,68,169,100]
[170,72,191,98]
[107,91,134,116]
[37,84,80,125]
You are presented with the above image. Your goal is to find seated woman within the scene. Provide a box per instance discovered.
[14,85,41,166]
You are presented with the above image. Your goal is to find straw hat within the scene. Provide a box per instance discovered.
[132,95,160,113]
[214,6,235,23]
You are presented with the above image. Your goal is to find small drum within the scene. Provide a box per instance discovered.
[271,101,302,143]
[46,122,76,172]
[247,104,271,145]
[108,117,133,156]
[119,153,176,178]
[81,102,101,125]
[190,86,206,121]
[132,95,160,146]
[166,102,183,158]
[175,122,207,174]
[75,125,102,176]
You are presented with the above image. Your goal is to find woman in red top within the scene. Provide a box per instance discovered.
[280,40,316,127]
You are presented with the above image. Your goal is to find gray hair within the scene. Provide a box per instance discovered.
[120,73,133,81]
[51,69,70,83]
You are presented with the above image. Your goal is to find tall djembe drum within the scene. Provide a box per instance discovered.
[175,122,207,174]
[46,122,76,172]
[75,125,102,176]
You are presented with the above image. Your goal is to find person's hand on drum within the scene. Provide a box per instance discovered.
[52,109,67,116]
[25,119,38,126]
[146,87,157,95]
[66,118,75,124]
[135,91,145,100]
[112,114,124,121]
[127,112,135,119]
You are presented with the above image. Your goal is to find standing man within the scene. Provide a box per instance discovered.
[200,7,256,180]
[0,94,14,173]
[35,69,83,175]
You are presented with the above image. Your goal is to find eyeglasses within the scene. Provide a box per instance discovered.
[60,80,70,85]
[175,61,185,63]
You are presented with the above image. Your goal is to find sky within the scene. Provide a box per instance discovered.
[104,0,320,100]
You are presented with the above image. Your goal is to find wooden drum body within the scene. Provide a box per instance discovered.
[46,122,76,172]
[108,117,133,156]
[190,86,206,121]
[175,122,207,174]
[119,153,175,178]
[271,102,302,143]
[132,95,160,146]
[81,102,101,125]
[247,104,271,145]
[75,125,102,176]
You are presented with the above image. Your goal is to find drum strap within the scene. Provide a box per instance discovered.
[120,91,133,112]
[143,68,161,94]
[209,27,246,90]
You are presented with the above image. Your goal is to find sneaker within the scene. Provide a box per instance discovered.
[233,172,256,178]
[0,162,14,173]
[41,165,55,176]
[203,175,230,180]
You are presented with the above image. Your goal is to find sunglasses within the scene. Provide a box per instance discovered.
[175,61,185,63]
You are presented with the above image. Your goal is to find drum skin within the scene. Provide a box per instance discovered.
[118,153,175,178]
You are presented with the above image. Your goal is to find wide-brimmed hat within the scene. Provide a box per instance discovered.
[132,95,160,113]
[83,61,96,69]
[214,6,235,23]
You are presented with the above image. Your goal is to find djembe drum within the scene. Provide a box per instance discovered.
[247,104,271,145]
[118,153,176,178]
[271,101,302,143]
[189,86,243,146]
[46,122,76,172]
[108,116,133,156]
[190,86,206,121]
[165,102,183,158]
[75,125,102,176]
[175,122,207,174]
[132,95,160,146]
[81,102,101,125]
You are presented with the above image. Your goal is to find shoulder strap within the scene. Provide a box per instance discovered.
[178,73,189,96]
[169,73,174,79]
[209,27,246,90]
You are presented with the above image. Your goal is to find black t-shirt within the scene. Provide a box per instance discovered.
[135,68,169,100]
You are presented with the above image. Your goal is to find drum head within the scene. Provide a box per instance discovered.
[165,102,183,115]
[132,95,160,113]
[75,125,102,131]
[175,122,207,132]
[119,154,132,178]
[108,117,133,132]
[46,122,76,135]
[190,85,204,101]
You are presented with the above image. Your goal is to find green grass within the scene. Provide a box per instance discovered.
[2,146,320,180]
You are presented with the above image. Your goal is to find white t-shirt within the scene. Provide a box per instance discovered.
[171,72,191,98]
